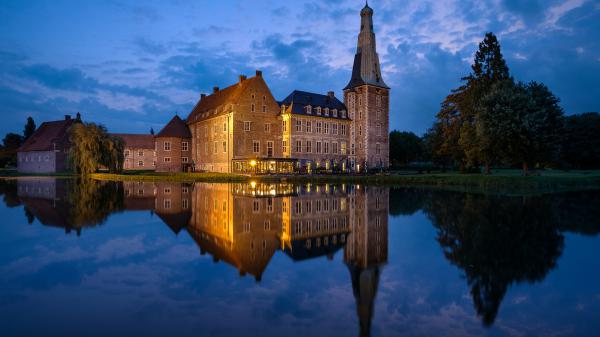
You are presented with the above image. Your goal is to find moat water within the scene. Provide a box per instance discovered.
[1,178,599,337]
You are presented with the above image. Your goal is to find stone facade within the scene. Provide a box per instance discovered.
[17,115,79,174]
[188,71,284,173]
[155,136,191,172]
[112,134,156,171]
[345,86,390,171]
[344,4,390,171]
[281,91,352,172]
[155,116,192,173]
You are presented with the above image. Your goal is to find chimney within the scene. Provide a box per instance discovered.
[213,86,219,93]
[327,91,335,98]
[65,114,71,120]
[76,112,81,121]
[255,70,262,77]
[201,93,206,100]
[239,75,247,83]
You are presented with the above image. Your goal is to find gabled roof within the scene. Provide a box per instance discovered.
[19,118,78,152]
[111,134,155,149]
[280,90,349,120]
[186,75,261,123]
[156,115,192,138]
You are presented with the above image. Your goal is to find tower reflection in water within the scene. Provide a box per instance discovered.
[132,181,388,336]
[12,178,387,336]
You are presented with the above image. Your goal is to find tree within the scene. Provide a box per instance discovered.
[150,128,155,135]
[69,123,124,176]
[389,131,423,167]
[23,117,36,140]
[477,81,564,174]
[433,32,511,170]
[0,133,24,167]
[562,112,600,168]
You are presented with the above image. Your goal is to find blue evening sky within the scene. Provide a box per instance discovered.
[0,0,598,136]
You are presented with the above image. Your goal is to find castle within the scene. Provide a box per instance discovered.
[17,3,389,174]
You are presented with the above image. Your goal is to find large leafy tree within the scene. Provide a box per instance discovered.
[23,117,36,140]
[389,130,423,166]
[477,81,564,174]
[69,123,124,176]
[562,112,600,168]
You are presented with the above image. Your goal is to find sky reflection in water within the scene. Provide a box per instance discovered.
[0,179,599,337]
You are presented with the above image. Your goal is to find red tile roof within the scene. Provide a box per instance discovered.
[18,118,77,152]
[186,75,259,123]
[111,133,155,149]
[156,115,192,138]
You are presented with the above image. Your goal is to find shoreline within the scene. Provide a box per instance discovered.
[2,170,600,194]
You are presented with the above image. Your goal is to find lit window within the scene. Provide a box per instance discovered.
[244,121,251,131]
[282,140,287,153]
[164,142,171,151]
[306,121,312,133]
[182,142,188,151]
[264,123,271,133]
[253,141,260,153]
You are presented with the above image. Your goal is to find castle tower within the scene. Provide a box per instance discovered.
[344,2,390,172]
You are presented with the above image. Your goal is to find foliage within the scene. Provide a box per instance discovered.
[23,117,36,140]
[389,130,424,167]
[69,123,124,176]
[0,133,24,167]
[425,192,563,325]
[562,112,600,169]
[434,32,511,171]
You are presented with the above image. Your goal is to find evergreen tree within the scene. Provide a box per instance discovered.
[434,32,510,171]
[23,117,36,140]
[150,128,155,135]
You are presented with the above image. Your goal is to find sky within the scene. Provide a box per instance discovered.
[0,0,598,137]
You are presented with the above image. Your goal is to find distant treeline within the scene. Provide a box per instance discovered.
[390,32,600,173]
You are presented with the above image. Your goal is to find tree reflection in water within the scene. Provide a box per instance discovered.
[425,193,564,326]
[3,178,600,333]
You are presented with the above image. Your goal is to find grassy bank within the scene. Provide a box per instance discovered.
[90,169,600,194]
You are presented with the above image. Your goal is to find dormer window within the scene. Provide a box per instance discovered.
[332,109,338,117]
[316,107,322,115]
[341,110,346,118]
[305,105,312,114]
[324,108,329,116]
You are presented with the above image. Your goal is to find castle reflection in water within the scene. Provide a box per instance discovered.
[16,178,388,337]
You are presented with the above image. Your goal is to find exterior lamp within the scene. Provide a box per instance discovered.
[250,160,257,167]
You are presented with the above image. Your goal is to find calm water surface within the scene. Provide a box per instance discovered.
[1,178,599,337]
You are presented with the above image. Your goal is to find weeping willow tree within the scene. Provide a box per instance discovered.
[69,123,124,175]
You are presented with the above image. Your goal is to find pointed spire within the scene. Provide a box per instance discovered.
[345,2,388,90]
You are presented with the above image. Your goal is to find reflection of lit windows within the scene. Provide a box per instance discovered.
[295,221,302,235]
[253,200,260,213]
[222,201,227,212]
[244,223,251,233]
[305,239,311,249]
[164,187,171,194]
[305,201,312,213]
[264,221,270,231]
[266,198,273,213]
[294,201,302,214]
[341,234,345,243]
